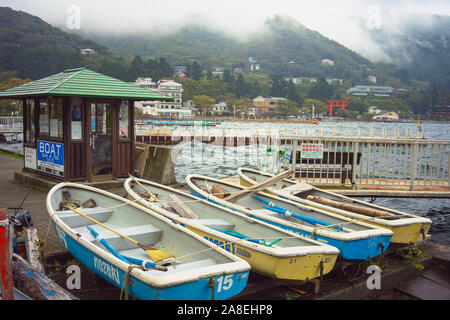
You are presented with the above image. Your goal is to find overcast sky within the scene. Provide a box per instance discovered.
[2,0,450,62]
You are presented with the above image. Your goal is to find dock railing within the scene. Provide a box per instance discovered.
[135,123,450,191]
[274,135,450,190]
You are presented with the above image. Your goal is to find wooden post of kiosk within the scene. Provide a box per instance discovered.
[0,208,14,300]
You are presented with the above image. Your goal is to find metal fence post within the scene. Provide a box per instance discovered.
[352,142,359,190]
[410,143,418,191]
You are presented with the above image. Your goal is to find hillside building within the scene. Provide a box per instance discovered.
[80,48,96,55]
[372,111,399,121]
[322,59,334,66]
[135,79,189,118]
[347,85,393,97]
[253,96,286,115]
[368,75,377,84]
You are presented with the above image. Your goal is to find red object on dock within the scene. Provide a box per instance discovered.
[0,208,14,300]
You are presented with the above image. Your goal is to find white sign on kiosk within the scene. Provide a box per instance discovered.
[24,147,37,170]
[37,140,64,177]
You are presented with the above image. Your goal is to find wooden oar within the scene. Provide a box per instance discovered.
[128,174,169,210]
[306,195,397,219]
[223,170,293,203]
[68,207,173,262]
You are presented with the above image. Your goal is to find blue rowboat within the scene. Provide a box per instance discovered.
[186,174,393,262]
[46,182,250,300]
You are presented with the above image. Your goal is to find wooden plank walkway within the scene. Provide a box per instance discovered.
[395,266,450,300]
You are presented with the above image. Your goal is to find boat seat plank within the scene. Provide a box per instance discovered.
[55,207,113,228]
[73,224,163,251]
[193,219,235,231]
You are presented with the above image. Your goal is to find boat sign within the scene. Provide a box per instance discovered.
[93,256,121,286]
[37,140,64,177]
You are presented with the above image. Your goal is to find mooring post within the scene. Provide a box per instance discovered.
[0,208,14,300]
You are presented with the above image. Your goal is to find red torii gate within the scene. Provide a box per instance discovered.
[326,100,349,117]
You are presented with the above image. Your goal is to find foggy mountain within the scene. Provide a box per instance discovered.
[364,13,450,87]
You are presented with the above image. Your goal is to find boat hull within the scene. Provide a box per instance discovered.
[183,224,337,282]
[237,169,432,245]
[48,182,250,300]
[52,221,248,300]
[188,188,391,262]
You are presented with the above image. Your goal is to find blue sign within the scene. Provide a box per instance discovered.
[37,140,64,176]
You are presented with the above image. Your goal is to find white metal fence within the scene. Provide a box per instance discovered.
[0,116,23,130]
[267,136,450,190]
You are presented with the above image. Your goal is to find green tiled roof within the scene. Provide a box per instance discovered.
[0,68,173,101]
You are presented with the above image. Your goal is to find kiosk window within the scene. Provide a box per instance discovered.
[39,100,50,136]
[50,99,63,138]
[119,100,129,139]
[25,99,35,143]
[39,98,63,138]
[71,98,83,140]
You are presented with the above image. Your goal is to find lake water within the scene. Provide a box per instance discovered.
[173,120,450,246]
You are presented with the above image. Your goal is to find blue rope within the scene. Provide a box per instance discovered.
[253,196,343,231]
[87,226,130,263]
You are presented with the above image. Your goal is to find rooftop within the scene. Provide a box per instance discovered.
[0,68,173,101]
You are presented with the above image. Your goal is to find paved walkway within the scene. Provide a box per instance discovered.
[0,153,124,255]
[0,152,64,253]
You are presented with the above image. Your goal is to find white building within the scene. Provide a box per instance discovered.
[213,101,229,116]
[134,77,157,89]
[80,48,96,55]
[135,79,191,118]
[368,75,377,84]
[372,111,399,121]
[321,59,334,66]
[326,78,343,85]
[250,63,261,72]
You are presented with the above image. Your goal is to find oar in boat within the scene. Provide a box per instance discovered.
[252,196,343,231]
[68,207,173,262]
[223,170,294,203]
[128,174,170,211]
[87,226,167,271]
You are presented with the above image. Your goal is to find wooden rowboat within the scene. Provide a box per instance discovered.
[46,182,250,300]
[186,174,394,262]
[124,177,340,283]
[237,167,432,245]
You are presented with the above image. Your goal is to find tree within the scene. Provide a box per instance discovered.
[128,55,146,81]
[308,77,333,101]
[270,74,288,97]
[236,97,254,117]
[277,99,299,117]
[187,61,203,80]
[193,95,216,116]
[302,98,328,116]
[348,97,368,114]
[158,57,173,78]
[286,80,301,104]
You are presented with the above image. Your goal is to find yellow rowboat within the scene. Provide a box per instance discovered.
[237,167,432,245]
[124,177,339,283]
